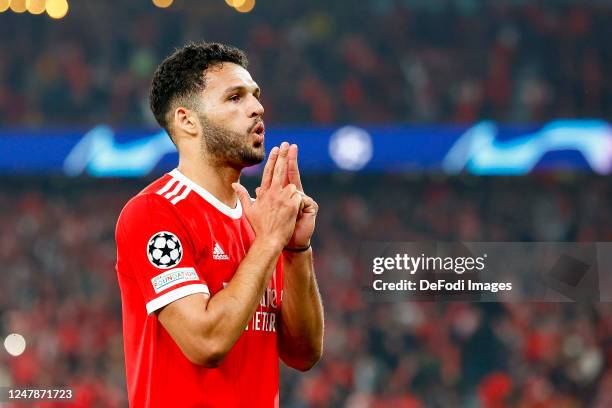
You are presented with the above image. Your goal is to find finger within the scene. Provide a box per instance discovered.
[290,187,305,212]
[260,146,279,191]
[271,142,290,188]
[283,183,297,196]
[300,195,318,214]
[291,191,303,211]
[287,144,303,192]
[231,182,252,210]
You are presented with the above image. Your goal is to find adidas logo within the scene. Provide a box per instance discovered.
[213,243,230,260]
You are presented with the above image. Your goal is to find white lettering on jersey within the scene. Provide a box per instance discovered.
[244,287,281,333]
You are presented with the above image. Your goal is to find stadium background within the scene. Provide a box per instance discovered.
[2,0,612,407]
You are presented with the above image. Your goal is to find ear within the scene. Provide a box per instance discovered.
[173,107,200,138]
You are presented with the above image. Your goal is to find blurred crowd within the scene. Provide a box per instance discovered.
[2,174,612,407]
[1,1,612,127]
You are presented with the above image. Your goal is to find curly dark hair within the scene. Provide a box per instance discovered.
[149,42,248,136]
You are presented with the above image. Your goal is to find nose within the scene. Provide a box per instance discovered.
[249,95,264,118]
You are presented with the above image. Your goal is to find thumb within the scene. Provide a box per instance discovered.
[232,182,252,210]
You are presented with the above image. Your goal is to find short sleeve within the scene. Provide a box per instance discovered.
[116,193,209,315]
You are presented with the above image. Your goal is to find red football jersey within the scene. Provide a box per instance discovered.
[115,169,283,407]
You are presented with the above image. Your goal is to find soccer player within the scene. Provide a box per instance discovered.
[115,42,324,407]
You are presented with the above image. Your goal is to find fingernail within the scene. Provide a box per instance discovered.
[281,141,289,149]
[271,146,279,154]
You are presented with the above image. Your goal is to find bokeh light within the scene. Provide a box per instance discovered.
[26,0,45,15]
[4,333,26,357]
[234,0,254,13]
[9,0,27,13]
[224,0,246,8]
[152,0,173,8]
[46,0,68,19]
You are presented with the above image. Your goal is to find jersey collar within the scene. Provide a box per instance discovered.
[169,169,243,219]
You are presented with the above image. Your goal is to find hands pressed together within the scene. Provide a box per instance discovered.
[232,141,318,252]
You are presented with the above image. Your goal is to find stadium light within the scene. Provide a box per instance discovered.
[4,333,26,357]
[224,0,246,7]
[0,0,9,12]
[46,0,68,19]
[9,0,27,13]
[152,0,173,8]
[224,0,255,13]
[26,0,45,15]
[234,0,255,13]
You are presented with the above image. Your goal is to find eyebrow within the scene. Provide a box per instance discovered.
[224,85,261,98]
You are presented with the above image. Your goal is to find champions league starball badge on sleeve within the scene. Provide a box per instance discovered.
[147,231,183,269]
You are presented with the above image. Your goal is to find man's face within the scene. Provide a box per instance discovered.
[197,62,265,168]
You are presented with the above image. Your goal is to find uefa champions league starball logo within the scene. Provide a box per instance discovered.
[147,231,183,269]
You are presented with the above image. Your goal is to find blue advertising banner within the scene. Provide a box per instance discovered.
[1,120,611,176]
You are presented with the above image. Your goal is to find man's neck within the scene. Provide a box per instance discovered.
[177,158,241,209]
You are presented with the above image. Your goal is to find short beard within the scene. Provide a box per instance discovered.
[199,114,265,168]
